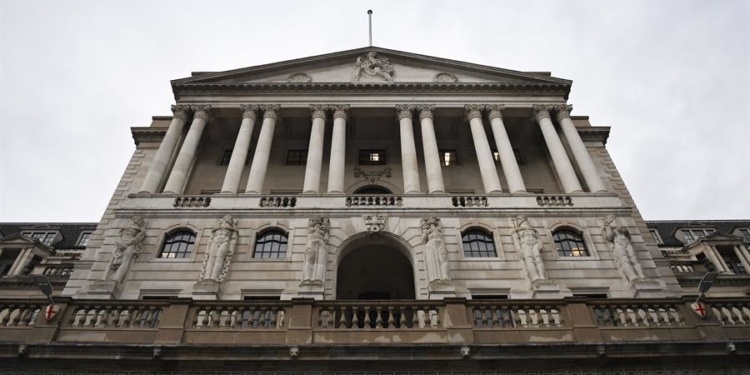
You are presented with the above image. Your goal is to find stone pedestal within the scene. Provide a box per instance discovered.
[298,282,325,300]
[428,281,456,299]
[192,279,220,300]
[531,280,570,299]
[629,278,665,298]
[83,280,120,299]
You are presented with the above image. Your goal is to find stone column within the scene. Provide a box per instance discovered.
[418,105,445,194]
[533,105,583,193]
[555,105,607,192]
[327,105,349,193]
[487,105,526,193]
[302,105,328,194]
[139,105,190,193]
[245,105,280,194]
[733,246,750,274]
[703,246,726,273]
[220,105,259,194]
[465,104,502,194]
[163,105,211,194]
[9,248,32,276]
[396,105,421,193]
[710,245,730,273]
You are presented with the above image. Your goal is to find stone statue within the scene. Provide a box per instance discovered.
[351,51,395,82]
[422,217,450,283]
[600,215,644,282]
[301,217,330,285]
[105,216,146,283]
[200,215,239,282]
[511,215,548,282]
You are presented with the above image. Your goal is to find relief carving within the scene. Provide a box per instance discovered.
[422,217,451,283]
[351,52,394,82]
[600,216,645,282]
[301,217,330,286]
[353,167,391,183]
[287,72,312,83]
[199,215,239,282]
[512,215,548,282]
[364,215,387,234]
[104,216,146,283]
[433,72,458,83]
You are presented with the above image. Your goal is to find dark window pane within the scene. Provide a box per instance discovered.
[461,230,497,257]
[254,230,288,258]
[553,230,589,257]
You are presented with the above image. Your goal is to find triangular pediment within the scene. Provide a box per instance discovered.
[0,233,50,250]
[172,46,570,87]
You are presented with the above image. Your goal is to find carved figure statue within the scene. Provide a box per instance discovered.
[351,52,395,82]
[200,215,239,282]
[105,216,146,283]
[511,215,547,282]
[600,216,644,282]
[301,217,330,285]
[422,217,450,283]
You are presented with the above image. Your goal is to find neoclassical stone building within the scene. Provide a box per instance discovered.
[1,47,748,374]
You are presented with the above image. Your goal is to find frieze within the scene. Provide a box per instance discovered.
[353,167,391,183]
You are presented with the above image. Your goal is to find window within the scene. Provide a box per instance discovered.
[159,230,196,259]
[681,229,715,244]
[439,150,458,166]
[738,229,750,243]
[718,246,746,275]
[77,232,92,247]
[649,229,663,245]
[492,149,523,165]
[359,149,386,165]
[553,230,589,257]
[254,231,288,258]
[22,231,56,246]
[219,149,233,166]
[0,249,21,276]
[286,150,308,165]
[462,230,497,257]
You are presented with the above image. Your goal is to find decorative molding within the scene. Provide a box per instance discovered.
[395,104,415,120]
[331,104,350,120]
[310,104,328,119]
[532,104,552,122]
[260,104,281,120]
[416,104,435,120]
[464,104,485,121]
[353,167,392,184]
[131,128,167,146]
[287,72,312,83]
[364,215,388,234]
[434,72,458,83]
[190,105,212,121]
[351,52,395,82]
[486,104,505,120]
[170,105,190,121]
[578,127,610,145]
[554,104,573,122]
[239,104,260,120]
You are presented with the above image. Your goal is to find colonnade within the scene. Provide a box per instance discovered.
[138,103,608,195]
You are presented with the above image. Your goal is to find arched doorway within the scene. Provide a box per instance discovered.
[353,185,392,194]
[335,233,416,300]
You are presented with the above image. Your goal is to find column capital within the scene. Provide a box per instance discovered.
[310,104,329,120]
[486,104,506,120]
[395,104,415,120]
[532,104,553,122]
[190,105,212,122]
[554,104,573,122]
[261,104,281,120]
[464,104,485,121]
[416,104,436,120]
[331,104,350,120]
[240,104,260,120]
[171,105,190,121]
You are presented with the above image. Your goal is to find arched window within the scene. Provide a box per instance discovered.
[254,230,288,259]
[553,229,589,257]
[462,230,497,257]
[159,230,196,259]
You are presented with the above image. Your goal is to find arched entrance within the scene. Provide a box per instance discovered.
[353,185,392,194]
[335,233,416,300]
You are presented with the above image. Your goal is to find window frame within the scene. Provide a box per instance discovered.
[358,149,387,166]
[461,229,498,258]
[156,229,198,260]
[286,150,308,166]
[546,224,598,260]
[458,223,504,260]
[76,231,93,247]
[679,228,715,244]
[649,229,663,245]
[22,231,58,246]
[252,229,289,259]
[552,229,590,257]
[438,149,459,167]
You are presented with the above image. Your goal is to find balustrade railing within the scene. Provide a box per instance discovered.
[174,196,211,208]
[0,303,41,327]
[709,301,750,325]
[68,304,163,329]
[259,196,297,208]
[536,195,573,207]
[671,264,695,273]
[43,265,74,276]
[346,195,402,207]
[316,302,441,329]
[192,303,288,329]
[591,302,684,327]
[452,196,488,207]
[468,302,564,328]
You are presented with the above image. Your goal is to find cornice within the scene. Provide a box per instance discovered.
[578,127,610,146]
[131,127,167,146]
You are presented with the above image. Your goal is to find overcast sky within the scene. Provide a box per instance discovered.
[1,0,748,222]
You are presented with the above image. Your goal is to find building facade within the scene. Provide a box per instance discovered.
[1,47,748,373]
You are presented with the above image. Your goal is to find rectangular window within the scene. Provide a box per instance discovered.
[219,149,233,166]
[359,149,386,165]
[492,149,523,165]
[439,150,458,166]
[649,229,663,245]
[682,230,695,244]
[739,229,750,242]
[718,246,746,275]
[77,232,92,247]
[23,231,56,246]
[0,249,21,276]
[286,150,308,165]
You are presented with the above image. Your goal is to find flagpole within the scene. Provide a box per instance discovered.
[368,10,373,46]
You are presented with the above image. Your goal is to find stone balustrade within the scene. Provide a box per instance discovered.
[42,265,74,276]
[671,264,696,273]
[591,302,684,327]
[709,301,750,325]
[536,195,574,207]
[259,196,297,208]
[346,195,403,207]
[173,195,211,208]
[316,301,441,329]
[468,301,564,328]
[0,303,42,327]
[68,303,163,329]
[452,196,488,207]
[191,303,287,329]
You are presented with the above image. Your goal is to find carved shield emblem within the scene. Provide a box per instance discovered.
[45,303,60,322]
[690,302,708,319]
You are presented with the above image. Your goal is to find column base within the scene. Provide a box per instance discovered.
[297,282,325,300]
[191,279,221,300]
[80,280,120,299]
[428,281,456,299]
[629,278,666,298]
[530,279,571,299]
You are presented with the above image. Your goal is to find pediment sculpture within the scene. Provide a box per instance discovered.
[199,215,239,282]
[511,215,548,282]
[104,216,146,283]
[600,216,645,282]
[351,51,395,82]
